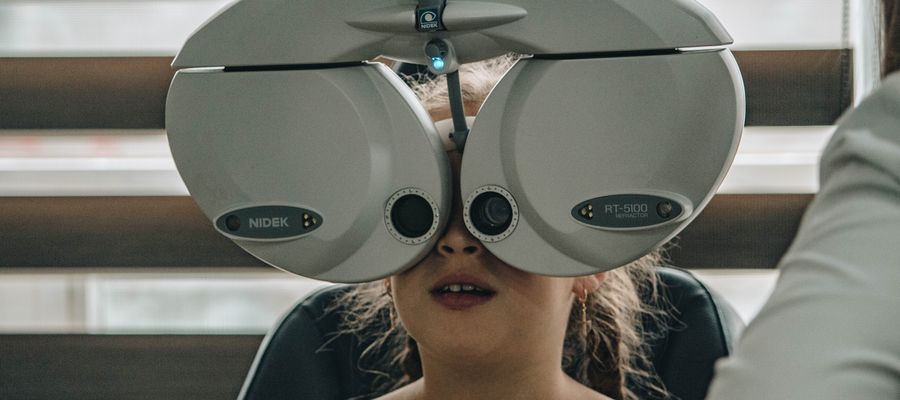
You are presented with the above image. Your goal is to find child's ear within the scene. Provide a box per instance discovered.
[572,272,609,296]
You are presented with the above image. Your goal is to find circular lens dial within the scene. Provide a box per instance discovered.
[385,188,441,245]
[464,185,519,243]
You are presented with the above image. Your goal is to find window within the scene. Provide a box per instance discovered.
[0,0,881,331]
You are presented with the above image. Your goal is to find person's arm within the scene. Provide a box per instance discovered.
[706,73,900,399]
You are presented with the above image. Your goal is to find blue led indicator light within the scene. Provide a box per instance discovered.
[431,57,445,71]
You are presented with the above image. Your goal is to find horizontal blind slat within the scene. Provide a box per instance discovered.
[0,334,261,400]
[0,51,852,129]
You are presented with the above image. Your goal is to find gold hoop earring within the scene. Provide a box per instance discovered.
[389,305,398,330]
[384,280,398,329]
[579,289,590,339]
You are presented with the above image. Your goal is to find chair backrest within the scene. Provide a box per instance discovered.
[238,266,743,400]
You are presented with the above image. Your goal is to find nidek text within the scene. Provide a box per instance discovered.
[249,217,290,229]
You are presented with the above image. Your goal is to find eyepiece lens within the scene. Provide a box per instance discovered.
[483,196,512,226]
[471,192,513,236]
[390,194,434,239]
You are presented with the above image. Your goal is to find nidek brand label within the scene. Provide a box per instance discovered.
[420,11,438,29]
[249,217,289,229]
[215,206,322,241]
[416,7,444,31]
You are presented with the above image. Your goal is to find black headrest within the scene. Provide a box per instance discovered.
[239,266,743,400]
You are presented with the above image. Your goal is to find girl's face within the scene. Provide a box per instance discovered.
[389,148,606,365]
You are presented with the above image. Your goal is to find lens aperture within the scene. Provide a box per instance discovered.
[390,194,434,239]
[471,192,513,236]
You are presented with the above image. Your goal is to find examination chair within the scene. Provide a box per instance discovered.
[238,266,743,400]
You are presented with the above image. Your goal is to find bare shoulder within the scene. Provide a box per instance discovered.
[373,380,422,400]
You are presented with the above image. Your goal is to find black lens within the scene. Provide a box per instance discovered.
[390,195,434,239]
[470,192,513,236]
[225,215,241,231]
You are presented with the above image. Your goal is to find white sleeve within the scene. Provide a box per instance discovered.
[706,73,900,400]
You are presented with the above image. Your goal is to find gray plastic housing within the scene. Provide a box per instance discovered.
[166,0,744,282]
[166,63,450,282]
[461,50,744,276]
[173,0,732,68]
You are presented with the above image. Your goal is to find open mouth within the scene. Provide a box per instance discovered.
[431,283,496,296]
[429,282,497,310]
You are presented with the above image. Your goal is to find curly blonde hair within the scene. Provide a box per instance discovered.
[333,55,672,400]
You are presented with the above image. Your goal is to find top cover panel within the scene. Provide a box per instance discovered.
[174,0,732,68]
